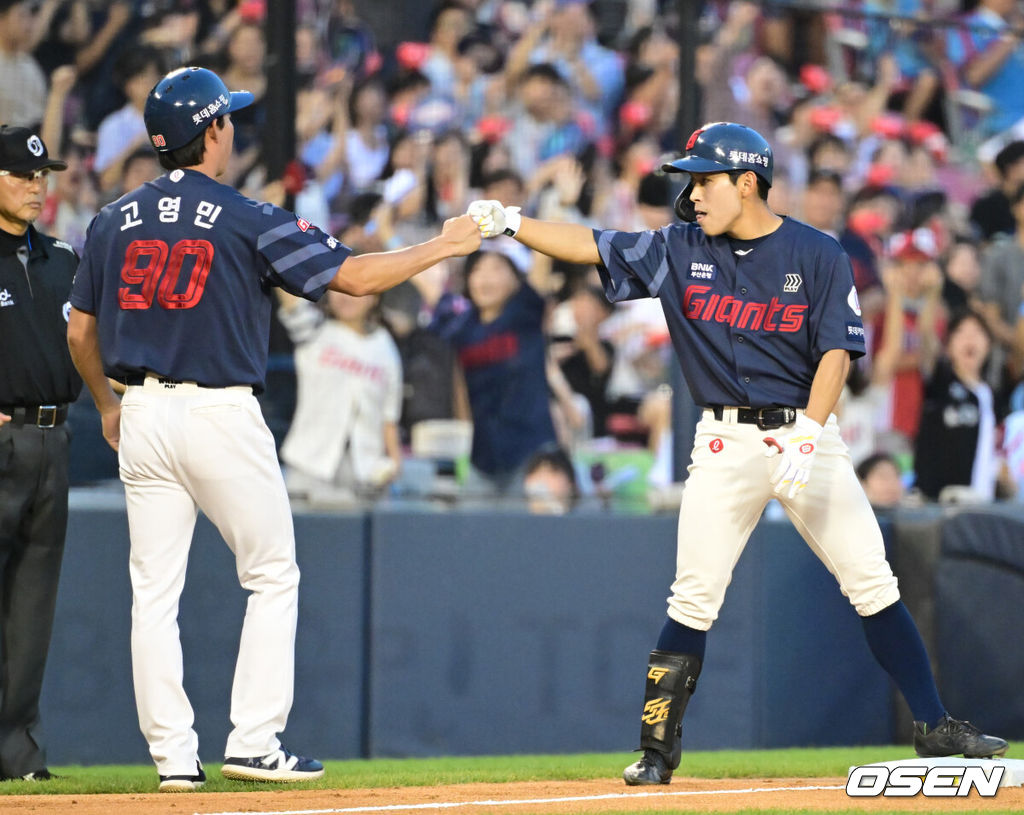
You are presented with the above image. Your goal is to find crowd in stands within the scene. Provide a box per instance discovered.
[8,0,1024,511]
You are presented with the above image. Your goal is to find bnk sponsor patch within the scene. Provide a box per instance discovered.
[688,261,716,280]
[846,323,865,342]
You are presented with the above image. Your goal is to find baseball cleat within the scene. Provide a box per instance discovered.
[623,749,673,785]
[221,747,324,782]
[913,715,1008,759]
[158,761,205,792]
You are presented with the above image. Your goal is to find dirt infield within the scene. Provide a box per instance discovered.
[2,777,1022,814]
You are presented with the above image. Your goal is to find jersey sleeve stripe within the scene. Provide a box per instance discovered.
[623,231,653,262]
[275,242,334,273]
[257,221,302,250]
[649,255,670,297]
[301,265,338,296]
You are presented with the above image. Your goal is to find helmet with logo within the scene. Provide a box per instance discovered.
[661,122,774,222]
[144,67,254,153]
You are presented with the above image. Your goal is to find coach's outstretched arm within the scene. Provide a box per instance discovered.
[330,214,481,295]
[467,199,601,265]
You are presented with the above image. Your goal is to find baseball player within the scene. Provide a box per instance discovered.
[468,122,1007,785]
[66,66,480,792]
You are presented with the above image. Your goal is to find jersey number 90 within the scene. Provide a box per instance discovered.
[118,238,214,310]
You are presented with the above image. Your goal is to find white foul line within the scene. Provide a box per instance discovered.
[195,783,846,815]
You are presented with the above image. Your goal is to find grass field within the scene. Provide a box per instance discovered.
[0,744,1020,815]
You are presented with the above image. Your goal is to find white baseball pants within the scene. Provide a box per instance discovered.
[119,377,299,775]
[667,410,900,630]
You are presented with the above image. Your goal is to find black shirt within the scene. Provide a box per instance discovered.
[0,225,82,405]
[913,359,987,500]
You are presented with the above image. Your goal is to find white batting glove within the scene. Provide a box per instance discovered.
[763,413,823,499]
[467,199,521,239]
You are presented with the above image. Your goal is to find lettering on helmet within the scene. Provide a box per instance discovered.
[191,93,229,126]
[686,128,703,150]
[151,134,166,147]
[729,149,769,167]
[683,284,806,332]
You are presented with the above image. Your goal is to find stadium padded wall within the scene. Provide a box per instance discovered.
[42,500,1023,765]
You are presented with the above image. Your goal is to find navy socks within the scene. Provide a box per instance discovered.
[861,601,945,728]
[656,617,706,662]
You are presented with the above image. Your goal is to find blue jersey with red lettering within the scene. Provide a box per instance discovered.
[434,282,556,475]
[593,217,865,408]
[70,168,350,392]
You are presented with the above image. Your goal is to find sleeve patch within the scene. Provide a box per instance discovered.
[846,322,865,342]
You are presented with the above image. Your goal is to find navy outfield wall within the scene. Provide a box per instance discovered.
[41,494,367,766]
[41,495,898,765]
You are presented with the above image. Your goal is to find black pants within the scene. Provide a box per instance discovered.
[0,422,69,779]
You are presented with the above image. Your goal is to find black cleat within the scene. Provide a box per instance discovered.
[159,761,206,792]
[914,715,1008,759]
[623,749,673,785]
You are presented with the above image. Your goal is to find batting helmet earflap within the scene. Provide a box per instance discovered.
[662,122,774,222]
[144,67,255,153]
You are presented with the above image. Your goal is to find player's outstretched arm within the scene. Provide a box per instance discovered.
[467,199,600,265]
[329,214,481,295]
[67,306,122,451]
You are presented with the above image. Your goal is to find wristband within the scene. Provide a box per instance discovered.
[503,206,522,237]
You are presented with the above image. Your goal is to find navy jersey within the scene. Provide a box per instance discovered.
[593,217,865,408]
[70,169,351,391]
[436,283,556,475]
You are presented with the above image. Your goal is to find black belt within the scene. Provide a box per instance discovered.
[1,404,69,428]
[123,374,216,388]
[710,405,797,430]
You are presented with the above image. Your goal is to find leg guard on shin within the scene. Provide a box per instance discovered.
[638,650,702,768]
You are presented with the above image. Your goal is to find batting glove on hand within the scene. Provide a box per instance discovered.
[763,413,823,499]
[467,199,521,239]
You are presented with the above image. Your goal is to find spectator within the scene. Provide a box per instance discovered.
[432,250,557,497]
[345,76,390,193]
[218,21,267,178]
[856,452,907,509]
[946,0,1024,140]
[277,289,403,503]
[977,180,1024,391]
[380,280,458,445]
[0,0,48,128]
[555,283,616,437]
[505,0,623,126]
[420,1,473,98]
[941,236,983,314]
[93,47,164,194]
[969,140,1024,241]
[523,446,578,514]
[913,309,999,502]
[0,124,79,782]
[504,63,589,179]
[871,227,945,446]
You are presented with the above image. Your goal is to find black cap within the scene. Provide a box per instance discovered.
[0,125,68,173]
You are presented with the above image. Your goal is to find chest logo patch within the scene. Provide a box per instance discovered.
[709,438,724,453]
[783,273,802,293]
[0,288,14,308]
[688,261,716,280]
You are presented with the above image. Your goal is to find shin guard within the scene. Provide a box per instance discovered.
[638,650,702,769]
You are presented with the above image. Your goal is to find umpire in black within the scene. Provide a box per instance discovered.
[0,124,79,780]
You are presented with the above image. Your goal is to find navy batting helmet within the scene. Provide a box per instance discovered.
[144,67,255,153]
[662,122,773,221]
